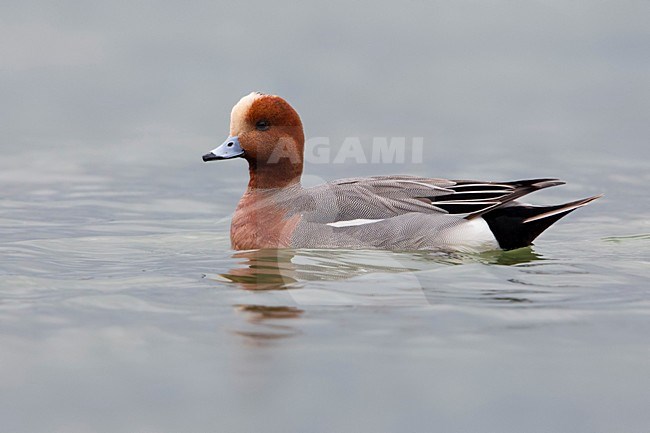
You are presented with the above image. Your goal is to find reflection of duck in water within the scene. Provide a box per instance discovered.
[222,249,547,343]
[220,249,300,291]
[203,92,600,252]
[232,304,304,342]
[220,248,436,291]
[219,248,545,292]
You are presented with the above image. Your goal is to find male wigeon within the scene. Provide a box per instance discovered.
[203,92,600,252]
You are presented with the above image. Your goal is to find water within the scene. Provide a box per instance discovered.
[3,2,650,431]
[1,141,649,433]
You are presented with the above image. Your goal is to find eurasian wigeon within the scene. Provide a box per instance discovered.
[203,92,600,252]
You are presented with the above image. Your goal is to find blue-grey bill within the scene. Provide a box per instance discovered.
[202,136,245,161]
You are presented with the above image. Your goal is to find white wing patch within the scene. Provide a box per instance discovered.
[326,218,386,228]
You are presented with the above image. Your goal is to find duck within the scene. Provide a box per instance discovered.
[202,92,600,252]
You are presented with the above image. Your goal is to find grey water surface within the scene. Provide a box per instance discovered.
[2,1,650,433]
[2,141,649,433]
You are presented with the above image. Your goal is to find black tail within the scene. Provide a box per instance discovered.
[482,195,602,250]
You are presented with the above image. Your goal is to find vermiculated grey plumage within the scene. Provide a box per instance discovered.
[242,175,600,251]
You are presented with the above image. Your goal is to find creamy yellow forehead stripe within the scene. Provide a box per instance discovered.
[229,92,264,136]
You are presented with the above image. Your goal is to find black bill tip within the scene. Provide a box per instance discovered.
[202,152,220,162]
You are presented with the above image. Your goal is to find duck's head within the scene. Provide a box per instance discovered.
[203,92,305,189]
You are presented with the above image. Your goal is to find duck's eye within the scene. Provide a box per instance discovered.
[255,120,270,131]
